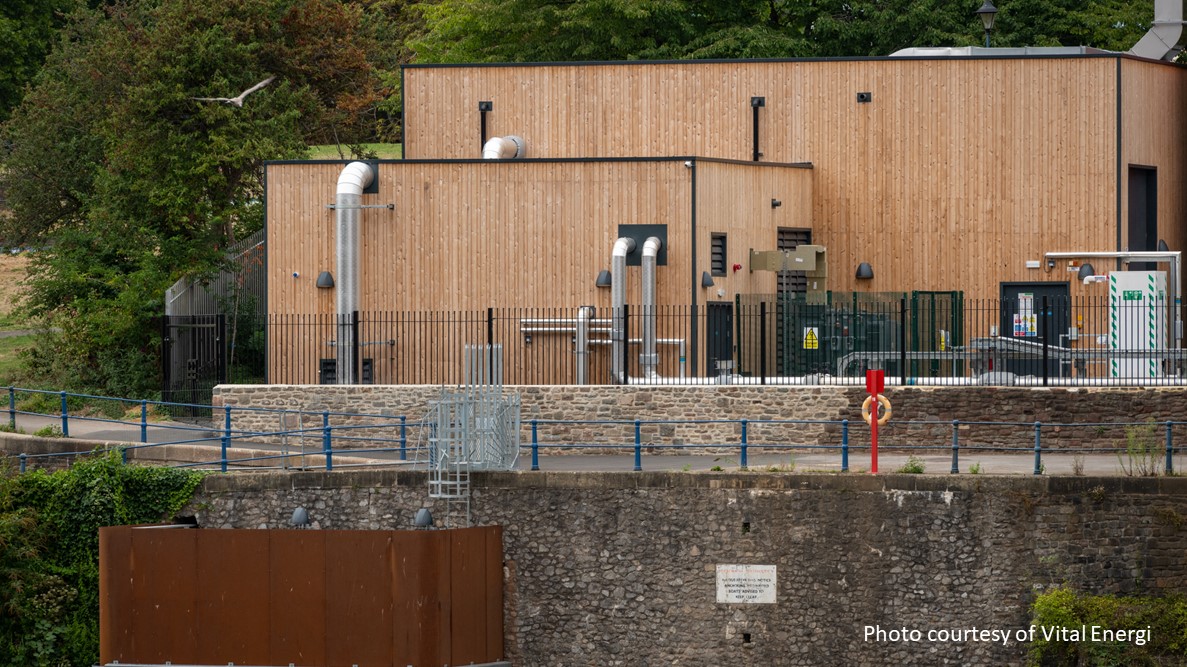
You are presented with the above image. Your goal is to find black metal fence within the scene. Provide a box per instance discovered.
[259,292,1186,386]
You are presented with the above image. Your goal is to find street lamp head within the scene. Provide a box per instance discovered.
[975,0,998,32]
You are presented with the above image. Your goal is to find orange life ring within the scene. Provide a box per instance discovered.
[861,395,892,426]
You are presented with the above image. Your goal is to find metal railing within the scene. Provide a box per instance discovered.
[258,294,1187,386]
[2,387,1182,476]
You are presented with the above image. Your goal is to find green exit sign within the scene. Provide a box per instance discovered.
[1123,290,1143,301]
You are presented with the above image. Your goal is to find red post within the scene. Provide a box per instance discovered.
[866,370,885,474]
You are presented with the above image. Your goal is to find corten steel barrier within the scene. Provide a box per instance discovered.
[3,386,1186,475]
[256,295,1187,386]
[99,525,504,667]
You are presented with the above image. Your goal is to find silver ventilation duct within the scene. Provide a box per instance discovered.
[1130,0,1184,60]
[482,135,526,159]
[640,237,662,380]
[336,161,375,384]
[610,237,636,383]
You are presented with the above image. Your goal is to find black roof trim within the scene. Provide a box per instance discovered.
[265,156,814,169]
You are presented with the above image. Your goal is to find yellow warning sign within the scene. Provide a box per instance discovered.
[803,327,819,350]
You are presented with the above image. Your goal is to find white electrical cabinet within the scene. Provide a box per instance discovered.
[1108,271,1167,378]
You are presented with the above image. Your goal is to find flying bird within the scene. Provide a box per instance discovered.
[192,76,276,107]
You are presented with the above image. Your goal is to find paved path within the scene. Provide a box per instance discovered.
[8,411,1176,477]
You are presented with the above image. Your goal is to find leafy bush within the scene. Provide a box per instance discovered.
[897,455,926,474]
[0,452,204,665]
[1028,586,1187,666]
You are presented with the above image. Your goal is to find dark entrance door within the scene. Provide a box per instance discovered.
[1129,166,1158,270]
[706,301,734,377]
[999,282,1070,378]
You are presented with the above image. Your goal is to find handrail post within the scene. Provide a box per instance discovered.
[399,415,408,461]
[531,419,540,471]
[8,386,14,429]
[18,452,25,473]
[1033,421,1042,475]
[1166,420,1174,476]
[220,406,232,473]
[140,400,148,443]
[841,419,849,472]
[740,419,749,470]
[59,391,69,437]
[120,446,127,465]
[323,411,333,471]
[951,420,960,474]
[633,420,642,471]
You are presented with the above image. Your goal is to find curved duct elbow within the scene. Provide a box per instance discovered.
[482,135,526,159]
[337,160,374,195]
[1129,0,1183,60]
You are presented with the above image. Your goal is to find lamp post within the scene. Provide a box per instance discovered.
[975,0,998,48]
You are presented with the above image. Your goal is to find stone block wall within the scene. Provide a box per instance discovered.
[213,384,1187,453]
[187,471,1187,666]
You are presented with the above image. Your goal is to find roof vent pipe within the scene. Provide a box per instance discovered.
[336,161,375,384]
[640,237,663,380]
[611,237,636,384]
[1129,0,1183,60]
[482,135,526,159]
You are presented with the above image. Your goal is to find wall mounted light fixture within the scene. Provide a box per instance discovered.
[855,262,874,280]
[316,271,335,288]
[701,271,715,288]
[771,198,782,208]
[1076,263,1096,281]
[595,269,612,288]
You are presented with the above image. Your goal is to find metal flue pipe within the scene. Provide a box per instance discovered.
[336,161,375,384]
[482,135,525,159]
[611,237,636,383]
[576,306,594,385]
[640,237,662,380]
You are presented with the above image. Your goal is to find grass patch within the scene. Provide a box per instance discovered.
[0,333,35,385]
[308,143,402,159]
[897,455,926,474]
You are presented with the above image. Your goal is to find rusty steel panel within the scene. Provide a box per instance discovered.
[451,527,490,665]
[270,530,328,665]
[129,528,199,662]
[195,530,271,665]
[100,526,503,667]
[392,530,451,666]
[485,525,505,658]
[98,526,133,666]
[325,531,395,666]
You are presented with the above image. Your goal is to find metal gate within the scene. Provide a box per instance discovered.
[161,314,225,415]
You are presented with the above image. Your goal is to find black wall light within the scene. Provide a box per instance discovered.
[316,271,335,288]
[1077,263,1096,281]
[701,271,716,288]
[595,269,612,288]
[855,262,874,280]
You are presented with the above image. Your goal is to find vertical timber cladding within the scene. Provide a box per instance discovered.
[98,525,504,667]
[1121,59,1187,259]
[404,57,1150,301]
[265,158,811,383]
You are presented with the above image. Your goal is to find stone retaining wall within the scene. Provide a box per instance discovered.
[187,470,1187,666]
[214,384,1187,453]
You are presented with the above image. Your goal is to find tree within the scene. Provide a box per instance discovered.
[411,0,1162,63]
[0,0,79,123]
[0,0,383,397]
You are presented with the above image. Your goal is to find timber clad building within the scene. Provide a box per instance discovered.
[264,55,1187,383]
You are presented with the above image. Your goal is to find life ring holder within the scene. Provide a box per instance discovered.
[861,395,892,426]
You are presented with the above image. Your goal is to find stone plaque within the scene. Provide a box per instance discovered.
[715,564,777,604]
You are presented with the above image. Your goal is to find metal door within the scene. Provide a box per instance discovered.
[999,282,1070,378]
[706,301,734,377]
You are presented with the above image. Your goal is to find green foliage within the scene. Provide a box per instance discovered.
[0,0,384,397]
[969,462,983,475]
[1118,421,1163,477]
[31,425,63,439]
[1028,586,1187,666]
[412,0,1151,63]
[0,453,205,666]
[0,0,79,123]
[897,455,926,474]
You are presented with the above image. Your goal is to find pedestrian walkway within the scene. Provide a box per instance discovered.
[5,411,1176,477]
